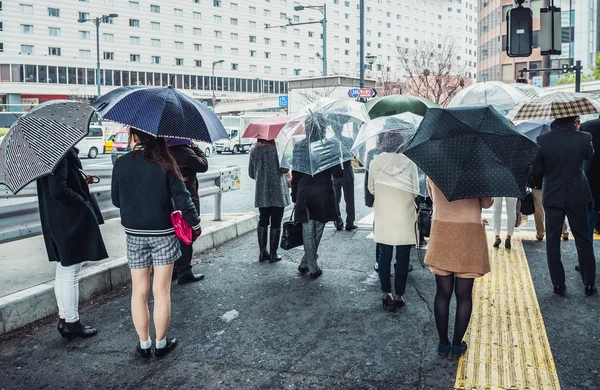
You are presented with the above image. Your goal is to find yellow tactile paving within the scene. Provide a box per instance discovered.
[454,234,561,390]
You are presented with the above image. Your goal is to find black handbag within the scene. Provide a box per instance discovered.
[417,202,433,238]
[280,209,303,250]
[520,190,535,216]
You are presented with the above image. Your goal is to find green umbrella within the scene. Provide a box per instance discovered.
[366,95,438,119]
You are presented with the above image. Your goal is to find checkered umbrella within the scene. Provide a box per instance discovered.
[0,101,94,194]
[506,92,600,121]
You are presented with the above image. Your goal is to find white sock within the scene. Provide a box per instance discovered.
[140,338,151,349]
[156,338,167,349]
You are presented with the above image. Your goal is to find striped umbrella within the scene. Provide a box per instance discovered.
[91,86,228,143]
[0,100,94,194]
[506,92,600,121]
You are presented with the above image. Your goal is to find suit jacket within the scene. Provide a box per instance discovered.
[169,144,208,213]
[581,118,600,210]
[337,135,355,182]
[533,123,594,208]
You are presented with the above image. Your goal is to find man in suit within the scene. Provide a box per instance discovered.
[534,116,597,296]
[581,116,600,240]
[332,123,357,231]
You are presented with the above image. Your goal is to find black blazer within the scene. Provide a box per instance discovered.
[169,144,208,213]
[581,118,600,210]
[533,124,594,208]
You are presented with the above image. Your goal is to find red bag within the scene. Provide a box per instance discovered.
[171,210,192,245]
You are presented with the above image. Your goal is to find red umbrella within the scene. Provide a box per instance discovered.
[242,116,289,140]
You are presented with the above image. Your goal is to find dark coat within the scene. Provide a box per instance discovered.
[37,150,108,266]
[364,149,378,207]
[292,166,343,223]
[581,118,600,210]
[533,123,595,208]
[168,144,208,213]
[336,135,355,182]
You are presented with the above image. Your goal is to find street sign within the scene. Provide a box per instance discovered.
[532,76,543,88]
[278,95,289,107]
[347,88,376,99]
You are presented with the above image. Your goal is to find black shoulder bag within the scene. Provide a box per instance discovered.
[280,208,304,250]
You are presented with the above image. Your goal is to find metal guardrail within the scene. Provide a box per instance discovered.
[0,166,242,244]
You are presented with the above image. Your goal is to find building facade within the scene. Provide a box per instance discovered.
[0,0,478,111]
[478,0,598,85]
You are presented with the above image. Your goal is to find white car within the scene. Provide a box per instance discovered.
[196,141,214,157]
[76,125,104,159]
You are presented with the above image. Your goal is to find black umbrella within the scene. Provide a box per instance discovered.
[404,105,539,201]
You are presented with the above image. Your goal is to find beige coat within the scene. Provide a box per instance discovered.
[368,153,419,246]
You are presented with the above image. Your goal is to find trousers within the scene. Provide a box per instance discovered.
[493,197,517,236]
[333,177,355,225]
[175,241,194,278]
[301,218,326,273]
[545,205,596,288]
[258,207,285,228]
[378,244,412,296]
[55,262,83,323]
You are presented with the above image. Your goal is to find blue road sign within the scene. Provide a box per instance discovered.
[348,88,376,98]
[348,88,361,98]
[278,95,289,107]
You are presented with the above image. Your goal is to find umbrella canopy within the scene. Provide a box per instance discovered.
[365,95,438,119]
[242,116,289,140]
[510,83,547,98]
[91,86,228,143]
[276,99,369,176]
[514,119,552,141]
[404,105,539,201]
[351,112,425,195]
[448,81,530,114]
[506,92,600,121]
[0,100,94,194]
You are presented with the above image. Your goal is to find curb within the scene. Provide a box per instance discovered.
[0,214,258,335]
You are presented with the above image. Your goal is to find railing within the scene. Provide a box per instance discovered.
[0,166,241,244]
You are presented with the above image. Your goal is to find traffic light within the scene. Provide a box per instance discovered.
[506,6,533,57]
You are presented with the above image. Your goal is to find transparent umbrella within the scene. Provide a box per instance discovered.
[510,83,547,99]
[276,99,369,176]
[351,112,425,196]
[448,81,530,115]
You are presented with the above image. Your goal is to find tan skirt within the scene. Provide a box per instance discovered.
[425,220,491,276]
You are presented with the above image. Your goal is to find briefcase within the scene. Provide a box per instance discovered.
[280,209,303,250]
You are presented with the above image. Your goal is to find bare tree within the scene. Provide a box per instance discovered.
[397,38,466,106]
[296,86,337,104]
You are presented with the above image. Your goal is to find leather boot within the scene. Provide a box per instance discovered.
[269,228,282,263]
[257,227,270,262]
[62,320,98,340]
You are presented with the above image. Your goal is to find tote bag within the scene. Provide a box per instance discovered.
[280,209,303,250]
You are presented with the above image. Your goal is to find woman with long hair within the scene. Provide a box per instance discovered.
[248,138,291,263]
[112,128,201,359]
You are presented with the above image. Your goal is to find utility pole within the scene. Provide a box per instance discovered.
[359,0,365,88]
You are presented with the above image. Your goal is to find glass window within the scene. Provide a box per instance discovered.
[20,4,33,14]
[162,73,168,86]
[129,19,139,27]
[184,75,190,89]
[130,36,140,45]
[152,56,161,64]
[175,25,183,33]
[130,54,140,62]
[76,68,85,85]
[86,68,95,85]
[176,74,183,88]
[151,39,161,47]
[229,78,235,91]
[21,24,34,34]
[130,71,138,86]
[151,22,160,30]
[48,66,57,83]
[122,71,130,86]
[58,67,67,84]
[24,65,36,82]
[154,73,161,86]
[191,75,197,89]
[48,7,60,17]
[223,77,229,91]
[67,67,76,84]
[80,50,91,59]
[79,30,91,40]
[21,45,34,55]
[49,47,61,56]
[129,1,139,10]
[193,12,201,20]
[203,76,211,90]
[105,69,113,86]
[38,66,48,83]
[174,8,183,17]
[48,27,61,36]
[114,70,121,86]
[151,5,160,12]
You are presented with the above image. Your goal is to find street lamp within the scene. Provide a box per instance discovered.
[293,4,327,77]
[365,55,377,70]
[211,60,224,112]
[78,13,118,99]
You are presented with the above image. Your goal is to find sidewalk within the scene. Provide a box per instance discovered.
[0,213,258,334]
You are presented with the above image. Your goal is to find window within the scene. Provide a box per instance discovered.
[294,42,300,49]
[214,31,222,38]
[264,38,271,44]
[250,50,257,57]
[103,52,114,60]
[214,0,222,6]
[231,63,239,70]
[174,8,183,17]
[21,45,34,55]
[79,50,91,59]
[281,54,287,61]
[174,25,183,33]
[129,1,139,10]
[249,36,257,43]
[151,5,160,13]
[231,48,239,55]
[49,27,61,36]
[151,39,161,47]
[231,3,238,10]
[249,6,256,14]
[214,15,222,23]
[48,7,60,17]
[249,21,257,28]
[231,18,238,25]
[175,41,184,49]
[104,33,114,42]
[264,66,272,74]
[79,12,89,20]
[48,47,61,56]
[193,12,201,20]
[175,58,184,66]
[194,28,201,36]
[151,22,160,30]
[104,0,113,5]
[214,46,223,54]
[130,36,140,45]
[20,4,33,14]
[130,54,140,62]
[250,65,257,72]
[265,52,271,59]
[0,43,3,53]
[195,60,202,67]
[281,40,287,47]
[129,19,140,27]
[294,55,300,62]
[0,22,2,31]
[294,69,301,76]
[264,9,270,16]
[231,33,238,40]
[281,68,288,75]
[21,24,34,34]
[194,43,202,51]
[152,56,161,64]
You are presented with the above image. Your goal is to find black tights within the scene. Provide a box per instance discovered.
[434,274,474,346]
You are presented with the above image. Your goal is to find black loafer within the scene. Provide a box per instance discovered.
[585,286,597,296]
[345,224,358,231]
[335,220,344,231]
[178,273,205,285]
[310,269,323,280]
[155,338,178,358]
[493,238,501,248]
[136,345,152,360]
[553,285,566,297]
[298,265,309,274]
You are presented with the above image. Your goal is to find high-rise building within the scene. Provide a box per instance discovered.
[0,0,478,111]
[478,0,598,86]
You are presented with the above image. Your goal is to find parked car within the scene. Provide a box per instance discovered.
[103,133,116,154]
[111,128,131,164]
[197,141,214,157]
[76,125,104,159]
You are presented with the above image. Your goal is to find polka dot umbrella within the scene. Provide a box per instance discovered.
[0,100,95,194]
[404,105,539,201]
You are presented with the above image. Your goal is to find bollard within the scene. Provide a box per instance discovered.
[214,192,223,221]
